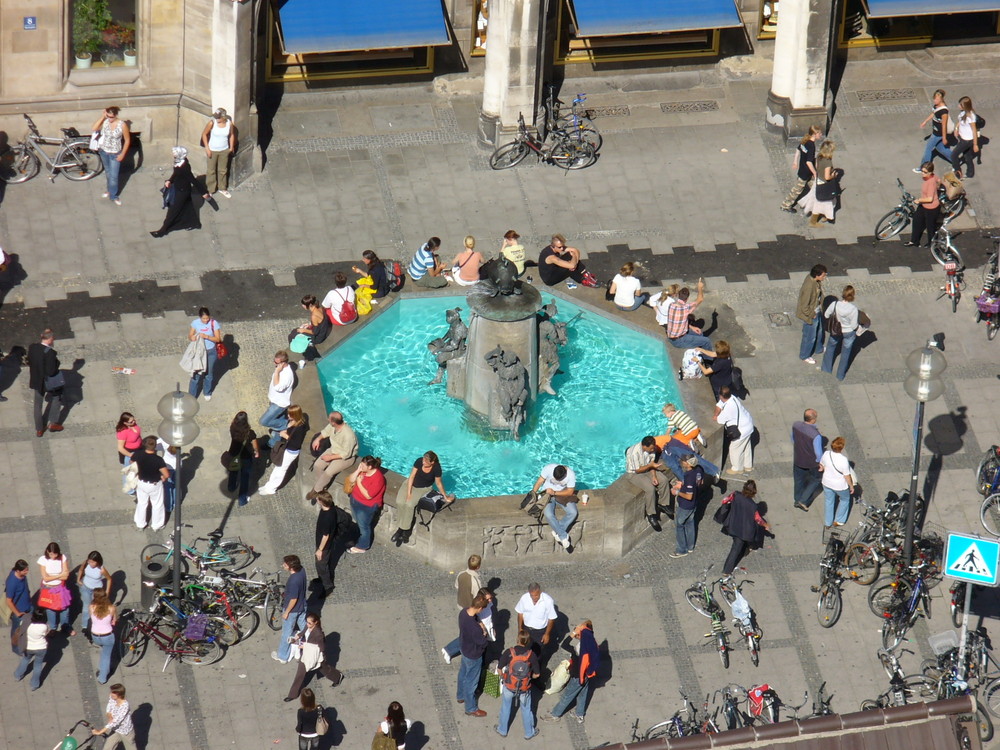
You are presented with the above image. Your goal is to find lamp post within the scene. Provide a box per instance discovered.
[901,340,946,564]
[156,385,200,597]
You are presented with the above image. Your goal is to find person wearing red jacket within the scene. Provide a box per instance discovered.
[541,620,600,724]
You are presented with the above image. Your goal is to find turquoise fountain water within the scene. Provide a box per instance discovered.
[316,295,682,497]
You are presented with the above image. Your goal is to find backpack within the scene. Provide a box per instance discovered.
[383,260,404,292]
[730,366,749,400]
[503,647,533,693]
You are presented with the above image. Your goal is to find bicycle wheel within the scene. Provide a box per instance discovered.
[932,242,963,269]
[902,673,937,700]
[177,637,224,665]
[860,699,881,711]
[985,678,1000,718]
[977,703,995,742]
[981,493,1000,537]
[140,544,190,576]
[60,143,103,181]
[816,581,842,628]
[550,139,596,170]
[118,617,148,667]
[844,543,880,585]
[941,195,967,223]
[990,317,1000,342]
[952,283,961,313]
[869,580,913,617]
[642,721,675,741]
[977,453,999,496]
[489,141,530,170]
[265,589,283,631]
[208,541,253,572]
[0,144,40,184]
[205,616,240,647]
[230,602,260,641]
[559,124,602,152]
[875,208,910,240]
[685,586,715,617]
[557,113,599,134]
[881,616,908,650]
[718,632,730,669]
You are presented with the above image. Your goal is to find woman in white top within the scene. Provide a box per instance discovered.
[322,272,358,326]
[37,541,73,634]
[821,285,859,381]
[13,608,50,690]
[950,96,981,179]
[647,283,680,333]
[609,262,650,311]
[451,236,483,286]
[819,436,855,528]
[377,702,411,750]
[201,108,237,197]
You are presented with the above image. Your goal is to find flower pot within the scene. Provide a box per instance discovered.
[101,51,117,66]
[76,53,93,69]
[123,49,137,67]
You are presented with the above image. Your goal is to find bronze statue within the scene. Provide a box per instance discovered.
[427,307,468,385]
[476,256,522,297]
[538,303,568,396]
[485,346,528,439]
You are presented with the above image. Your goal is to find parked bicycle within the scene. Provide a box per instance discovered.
[140,529,254,574]
[873,176,966,242]
[937,245,966,313]
[975,235,1000,341]
[929,225,965,268]
[862,646,934,710]
[0,113,103,184]
[213,566,284,631]
[149,587,241,646]
[178,575,260,642]
[980,459,1000,537]
[813,533,848,628]
[118,608,225,669]
[684,564,731,668]
[539,85,602,151]
[869,564,935,649]
[719,569,762,666]
[633,691,718,740]
[489,113,597,171]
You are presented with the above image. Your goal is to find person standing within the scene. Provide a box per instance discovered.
[258,404,308,496]
[625,436,670,531]
[91,684,138,750]
[13,608,49,691]
[347,456,387,554]
[496,629,541,740]
[408,237,448,288]
[156,438,179,513]
[295,688,322,750]
[77,551,111,635]
[440,557,485,661]
[377,702,412,750]
[915,89,953,170]
[149,147,211,237]
[791,409,824,511]
[272,555,307,664]
[905,162,943,248]
[669,454,703,559]
[950,96,981,179]
[187,307,222,400]
[37,542,73,634]
[541,620,600,725]
[780,125,822,213]
[796,264,827,365]
[457,593,490,718]
[225,412,259,507]
[609,262,650,311]
[115,412,142,495]
[664,281,711,349]
[442,587,495,663]
[27,328,68,437]
[822,286,860,381]
[89,590,117,684]
[201,108,236,198]
[314,491,338,598]
[721,480,771,575]
[538,234,600,288]
[307,411,359,498]
[530,463,581,550]
[391,451,455,545]
[5,560,31,654]
[715,386,755,475]
[260,350,294,437]
[800,140,838,227]
[133,436,169,531]
[820,437,855,528]
[284,612,342,702]
[514,583,557,650]
[92,106,131,206]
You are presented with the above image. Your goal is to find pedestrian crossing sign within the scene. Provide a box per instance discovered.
[945,533,1000,586]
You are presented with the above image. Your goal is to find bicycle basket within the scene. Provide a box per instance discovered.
[929,629,960,656]
[976,295,1000,314]
[183,613,209,641]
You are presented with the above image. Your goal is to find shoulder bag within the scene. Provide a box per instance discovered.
[371,732,396,750]
[315,707,329,736]
[815,179,839,202]
[825,303,843,336]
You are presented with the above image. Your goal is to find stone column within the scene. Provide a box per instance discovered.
[210,0,261,183]
[478,0,543,146]
[765,0,835,137]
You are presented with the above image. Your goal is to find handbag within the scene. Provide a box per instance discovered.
[289,334,312,354]
[89,131,101,151]
[858,311,872,328]
[825,306,843,337]
[344,472,356,495]
[417,489,447,513]
[371,732,397,750]
[222,435,249,472]
[44,371,65,391]
[815,180,839,202]
[713,503,731,524]
[725,423,741,442]
[270,438,288,467]
[38,585,64,611]
[482,668,501,698]
[216,341,229,358]
[316,707,329,736]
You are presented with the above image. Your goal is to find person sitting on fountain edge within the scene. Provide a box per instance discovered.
[538,234,599,288]
[525,463,585,551]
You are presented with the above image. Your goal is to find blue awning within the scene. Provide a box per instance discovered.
[276,0,451,54]
[567,0,744,36]
[864,0,1000,16]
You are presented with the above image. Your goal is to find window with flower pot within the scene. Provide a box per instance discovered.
[72,0,137,70]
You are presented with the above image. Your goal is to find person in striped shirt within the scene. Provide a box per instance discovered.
[407,237,448,288]
[656,404,720,481]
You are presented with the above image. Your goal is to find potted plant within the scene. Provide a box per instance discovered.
[100,21,134,65]
[72,0,111,68]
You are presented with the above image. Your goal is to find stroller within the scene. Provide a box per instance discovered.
[50,721,99,750]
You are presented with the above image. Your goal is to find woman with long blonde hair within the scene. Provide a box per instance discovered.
[89,589,118,684]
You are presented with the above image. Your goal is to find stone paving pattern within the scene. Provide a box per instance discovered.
[1,54,1000,749]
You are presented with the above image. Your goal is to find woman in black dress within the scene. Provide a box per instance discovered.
[151,147,210,237]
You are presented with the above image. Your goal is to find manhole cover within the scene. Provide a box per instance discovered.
[660,100,720,113]
[768,312,791,327]
[585,105,630,117]
[856,89,916,102]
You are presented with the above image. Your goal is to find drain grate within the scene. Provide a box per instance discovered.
[856,89,915,102]
[584,105,631,118]
[768,312,792,327]
[660,100,720,113]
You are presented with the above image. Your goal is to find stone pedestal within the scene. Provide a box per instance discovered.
[765,0,835,137]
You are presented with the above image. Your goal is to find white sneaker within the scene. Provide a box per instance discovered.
[441,648,452,664]
[258,488,276,496]
[551,530,560,543]
[560,536,570,549]
[298,359,306,369]
[203,394,212,402]
[219,190,232,198]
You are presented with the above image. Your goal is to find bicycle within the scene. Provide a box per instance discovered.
[118,608,225,670]
[979,458,1000,536]
[179,575,260,642]
[684,564,731,668]
[213,566,284,631]
[149,587,241,646]
[718,569,763,665]
[539,85,602,152]
[0,113,103,184]
[974,235,1000,341]
[873,177,966,242]
[978,445,1000,496]
[813,533,847,628]
[936,241,966,313]
[929,225,965,268]
[140,529,254,574]
[636,691,716,740]
[862,647,935,710]
[871,568,934,649]
[489,113,596,171]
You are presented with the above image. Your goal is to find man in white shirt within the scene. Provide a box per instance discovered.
[515,583,557,648]
[625,436,671,531]
[260,350,294,437]
[715,386,755,474]
[529,463,581,550]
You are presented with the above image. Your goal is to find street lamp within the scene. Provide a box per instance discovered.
[901,339,947,564]
[156,385,200,597]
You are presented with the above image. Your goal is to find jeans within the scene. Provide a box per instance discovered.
[457,654,483,711]
[9,613,23,654]
[350,498,379,550]
[80,585,98,630]
[822,331,856,380]
[228,460,254,506]
[260,403,289,434]
[661,439,720,478]
[543,499,579,543]
[675,505,697,554]
[668,331,712,349]
[99,150,122,200]
[45,606,70,631]
[189,346,218,397]
[922,133,953,164]
[93,632,115,683]
[298,737,319,750]
[164,469,176,513]
[277,611,307,662]
[824,487,852,526]
[951,138,977,178]
[616,292,650,312]
[793,464,822,508]
[497,685,537,738]
[14,648,45,689]
[551,676,591,718]
[798,317,824,360]
[121,454,134,493]
[443,636,460,658]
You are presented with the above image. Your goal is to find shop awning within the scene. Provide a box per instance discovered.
[275,0,451,54]
[567,0,743,36]
[864,0,1000,16]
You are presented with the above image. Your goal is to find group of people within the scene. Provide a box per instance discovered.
[796,264,867,381]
